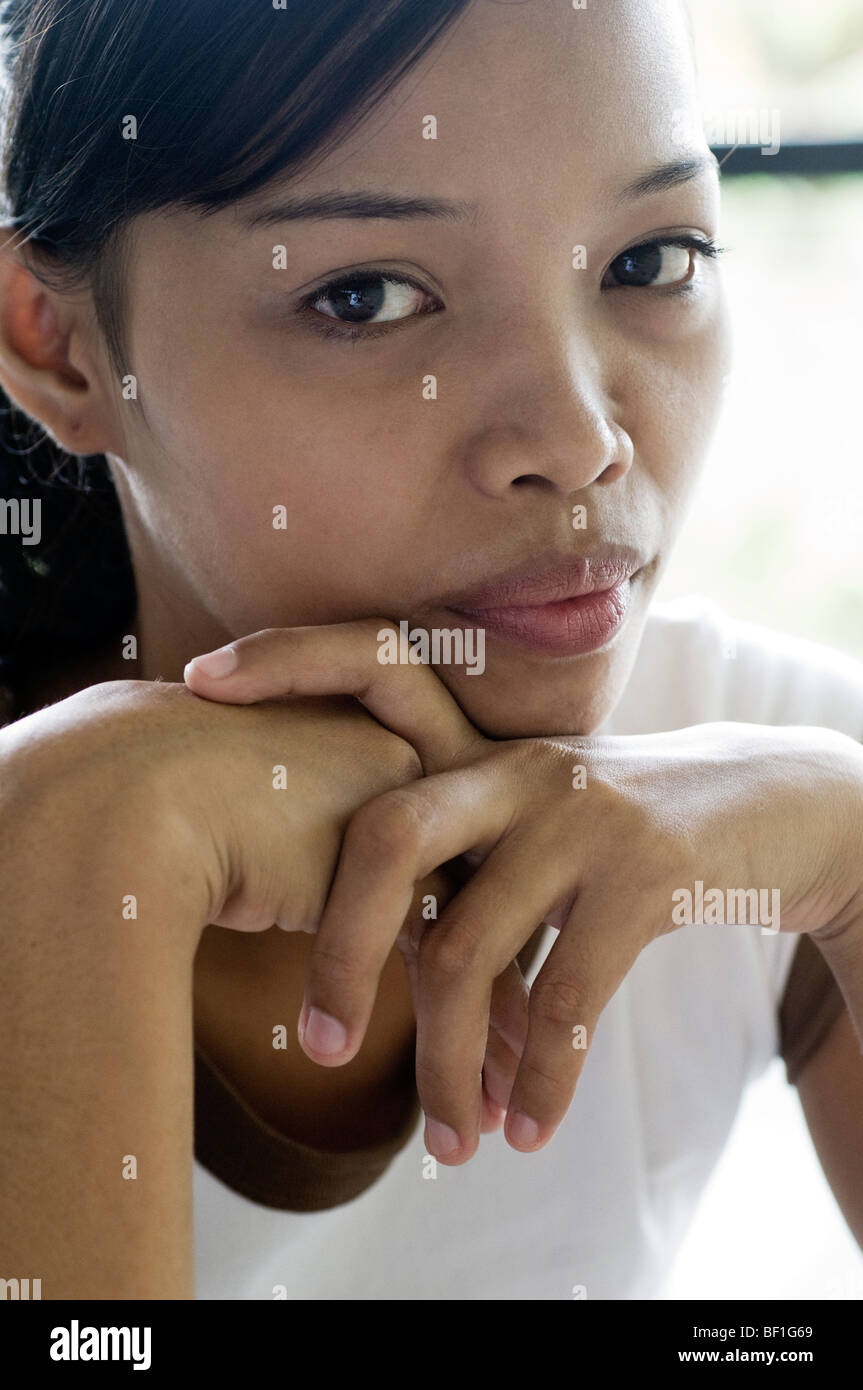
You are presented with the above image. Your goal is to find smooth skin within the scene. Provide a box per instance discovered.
[185,624,863,1215]
[0,0,862,1295]
[0,674,477,1297]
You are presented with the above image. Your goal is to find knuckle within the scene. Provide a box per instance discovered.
[348,789,426,861]
[420,919,483,979]
[246,626,281,648]
[529,973,585,1027]
[501,738,544,779]
[414,1053,477,1141]
[414,1049,454,1094]
[516,1049,572,1094]
[308,937,363,992]
[389,737,423,785]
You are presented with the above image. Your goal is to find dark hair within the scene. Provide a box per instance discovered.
[0,0,473,718]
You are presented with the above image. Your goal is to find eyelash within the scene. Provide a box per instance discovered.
[604,234,724,295]
[297,271,436,344]
[298,236,724,345]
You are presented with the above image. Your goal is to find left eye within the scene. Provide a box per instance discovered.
[307,271,434,326]
[603,239,709,289]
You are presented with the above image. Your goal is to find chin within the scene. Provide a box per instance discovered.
[438,652,631,740]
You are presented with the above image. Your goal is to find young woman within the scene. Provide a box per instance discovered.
[0,0,861,1301]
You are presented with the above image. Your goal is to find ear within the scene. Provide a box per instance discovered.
[0,229,126,456]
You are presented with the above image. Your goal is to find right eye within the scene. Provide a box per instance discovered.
[300,270,440,340]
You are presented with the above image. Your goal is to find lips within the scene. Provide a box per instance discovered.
[440,546,646,658]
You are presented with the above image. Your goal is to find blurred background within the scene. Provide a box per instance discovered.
[658,0,863,1300]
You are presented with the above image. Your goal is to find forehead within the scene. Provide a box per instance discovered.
[242,0,700,212]
[125,0,713,317]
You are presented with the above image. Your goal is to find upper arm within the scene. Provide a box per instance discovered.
[795,1005,863,1249]
[0,752,203,1298]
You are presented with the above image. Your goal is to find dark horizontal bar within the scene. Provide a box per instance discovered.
[711,141,863,176]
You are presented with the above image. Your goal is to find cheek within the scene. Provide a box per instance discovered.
[129,292,405,558]
[200,361,454,598]
[130,360,440,625]
[618,296,731,518]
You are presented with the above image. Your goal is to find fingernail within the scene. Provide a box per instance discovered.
[507,1111,540,1149]
[302,1006,348,1057]
[425,1117,461,1157]
[185,645,238,680]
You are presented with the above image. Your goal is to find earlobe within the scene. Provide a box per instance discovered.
[0,236,122,456]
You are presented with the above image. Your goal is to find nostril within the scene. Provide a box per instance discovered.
[511,473,557,488]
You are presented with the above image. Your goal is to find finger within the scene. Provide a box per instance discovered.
[405,937,526,1133]
[480,1094,507,1133]
[298,760,517,1067]
[183,619,484,775]
[482,974,529,1116]
[488,956,531,1065]
[480,1037,513,1132]
[413,841,567,1164]
[395,880,511,1134]
[399,944,515,1138]
[504,885,644,1153]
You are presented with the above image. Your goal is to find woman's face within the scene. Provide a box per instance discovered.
[107,0,730,736]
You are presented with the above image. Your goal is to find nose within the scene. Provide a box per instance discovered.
[458,339,633,498]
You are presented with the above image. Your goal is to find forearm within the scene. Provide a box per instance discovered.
[0,747,210,1299]
[798,905,863,1247]
[814,916,863,1057]
[809,737,863,1047]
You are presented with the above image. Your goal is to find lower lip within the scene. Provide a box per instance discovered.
[446,577,635,657]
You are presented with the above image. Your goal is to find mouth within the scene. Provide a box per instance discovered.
[440,545,648,659]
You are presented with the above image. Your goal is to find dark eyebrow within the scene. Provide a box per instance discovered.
[239,190,477,228]
[240,154,719,229]
[618,154,719,201]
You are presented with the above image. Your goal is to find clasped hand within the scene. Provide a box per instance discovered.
[185,619,863,1163]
